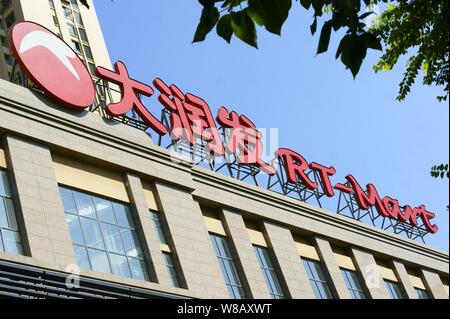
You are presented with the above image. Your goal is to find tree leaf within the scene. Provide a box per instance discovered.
[359,11,374,20]
[299,0,311,10]
[362,32,382,51]
[317,21,332,54]
[336,34,367,78]
[217,14,233,43]
[193,4,220,43]
[310,17,317,35]
[247,0,292,36]
[231,10,258,48]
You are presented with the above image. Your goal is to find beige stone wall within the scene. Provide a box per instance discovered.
[0,79,449,299]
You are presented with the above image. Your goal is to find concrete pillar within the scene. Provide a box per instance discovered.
[351,247,390,299]
[153,181,228,299]
[221,208,270,299]
[4,134,76,270]
[314,237,351,299]
[422,269,448,299]
[263,221,316,299]
[124,173,171,287]
[392,260,417,299]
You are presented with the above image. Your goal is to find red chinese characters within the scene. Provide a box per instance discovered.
[95,61,167,135]
[153,78,224,156]
[7,22,439,237]
[217,107,276,175]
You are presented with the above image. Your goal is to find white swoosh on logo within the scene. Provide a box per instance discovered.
[19,30,80,80]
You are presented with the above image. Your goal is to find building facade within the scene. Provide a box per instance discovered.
[0,0,111,82]
[0,0,449,299]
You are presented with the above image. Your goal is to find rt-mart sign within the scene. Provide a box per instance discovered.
[8,21,439,238]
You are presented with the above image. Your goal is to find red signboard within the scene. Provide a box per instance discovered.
[9,21,95,110]
[8,21,439,235]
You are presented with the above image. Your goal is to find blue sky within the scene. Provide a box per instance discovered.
[94,1,449,251]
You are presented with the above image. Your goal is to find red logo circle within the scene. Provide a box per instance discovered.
[9,21,95,110]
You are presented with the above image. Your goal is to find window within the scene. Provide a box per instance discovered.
[5,12,15,29]
[150,210,168,245]
[385,280,405,299]
[52,15,59,27]
[210,233,246,299]
[60,186,149,281]
[162,252,180,288]
[63,6,74,21]
[415,288,431,299]
[78,28,88,42]
[341,269,367,299]
[70,0,79,11]
[83,45,93,60]
[67,23,77,37]
[48,0,55,10]
[302,258,333,299]
[253,245,285,299]
[150,210,181,288]
[71,40,81,53]
[0,170,23,255]
[74,11,83,25]
[88,62,96,75]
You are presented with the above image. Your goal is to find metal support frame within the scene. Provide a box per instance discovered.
[267,159,325,208]
[336,182,429,243]
[9,66,430,243]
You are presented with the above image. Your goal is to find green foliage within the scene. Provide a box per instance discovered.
[193,0,449,102]
[431,164,450,179]
[194,0,385,79]
[373,1,449,102]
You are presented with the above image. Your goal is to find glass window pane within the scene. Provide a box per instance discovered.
[83,45,93,60]
[73,245,91,269]
[74,11,83,25]
[342,269,366,299]
[0,231,4,252]
[1,229,22,255]
[0,171,11,197]
[253,245,284,299]
[4,198,19,231]
[88,62,96,75]
[385,281,404,299]
[60,187,77,214]
[114,203,135,229]
[163,253,181,288]
[73,191,96,218]
[79,217,104,249]
[151,211,168,244]
[71,40,81,53]
[416,288,431,299]
[78,28,88,42]
[60,187,149,281]
[0,198,8,228]
[67,23,77,36]
[94,197,116,224]
[110,253,132,278]
[120,229,142,258]
[87,248,111,274]
[302,259,333,299]
[210,234,246,299]
[128,257,148,281]
[101,223,124,254]
[65,213,85,245]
